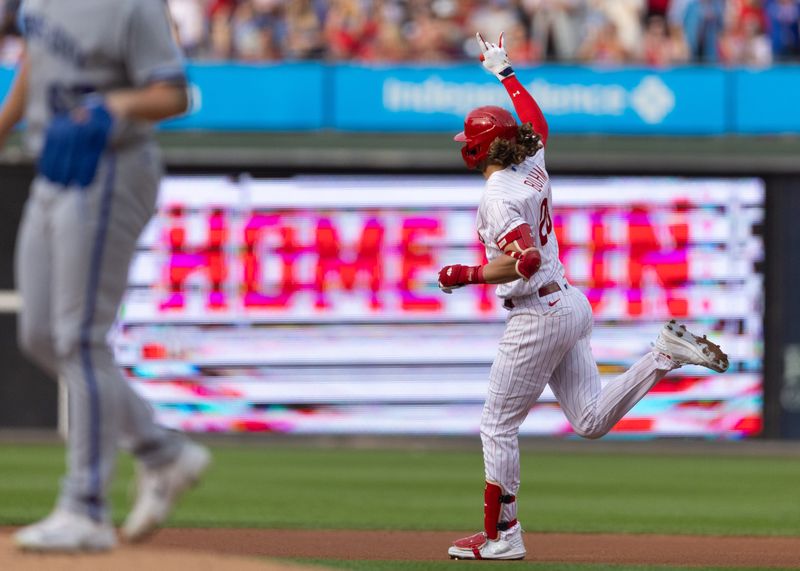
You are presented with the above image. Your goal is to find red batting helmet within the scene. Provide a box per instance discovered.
[454,106,518,170]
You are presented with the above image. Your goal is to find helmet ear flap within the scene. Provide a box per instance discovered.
[461,141,486,170]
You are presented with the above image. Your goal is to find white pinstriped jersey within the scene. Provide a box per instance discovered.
[476,148,565,299]
[478,150,672,524]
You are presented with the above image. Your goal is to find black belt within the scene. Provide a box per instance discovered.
[503,282,563,310]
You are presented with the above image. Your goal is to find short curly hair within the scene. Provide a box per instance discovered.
[486,123,542,168]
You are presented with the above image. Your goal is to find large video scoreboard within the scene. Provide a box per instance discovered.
[114,175,764,437]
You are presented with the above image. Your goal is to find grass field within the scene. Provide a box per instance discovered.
[2,442,799,570]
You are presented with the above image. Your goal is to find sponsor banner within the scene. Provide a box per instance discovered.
[2,64,799,134]
[162,63,325,130]
[0,66,13,99]
[733,67,800,134]
[333,64,726,134]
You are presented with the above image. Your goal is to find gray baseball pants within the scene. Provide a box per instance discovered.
[15,144,182,522]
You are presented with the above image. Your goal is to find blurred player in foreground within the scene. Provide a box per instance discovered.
[439,33,729,561]
[0,0,210,552]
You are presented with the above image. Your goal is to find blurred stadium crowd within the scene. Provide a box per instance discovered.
[0,0,798,67]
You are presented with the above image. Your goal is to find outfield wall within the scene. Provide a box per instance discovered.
[3,163,798,439]
[0,164,57,428]
[173,63,800,135]
[172,64,799,135]
[112,174,764,438]
[0,57,798,434]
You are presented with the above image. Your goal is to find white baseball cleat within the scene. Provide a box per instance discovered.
[122,441,211,542]
[14,509,117,552]
[448,523,526,560]
[654,320,729,373]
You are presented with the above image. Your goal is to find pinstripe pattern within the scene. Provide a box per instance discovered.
[477,149,564,300]
[477,153,673,523]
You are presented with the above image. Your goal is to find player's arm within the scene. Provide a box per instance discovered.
[109,0,189,123]
[438,224,541,292]
[486,238,542,283]
[0,50,28,148]
[37,0,189,189]
[477,33,549,147]
[105,82,188,122]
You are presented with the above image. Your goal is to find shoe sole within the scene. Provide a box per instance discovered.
[15,535,116,553]
[16,543,115,553]
[123,446,211,543]
[448,547,526,560]
[448,553,526,560]
[663,320,729,373]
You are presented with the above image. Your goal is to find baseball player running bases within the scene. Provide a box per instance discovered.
[0,0,210,552]
[440,33,729,561]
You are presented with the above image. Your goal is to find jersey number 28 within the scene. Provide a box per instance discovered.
[538,198,553,245]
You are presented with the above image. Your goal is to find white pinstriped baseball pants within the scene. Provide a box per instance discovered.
[481,281,674,523]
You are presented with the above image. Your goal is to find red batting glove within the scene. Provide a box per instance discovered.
[507,248,542,280]
[438,264,485,293]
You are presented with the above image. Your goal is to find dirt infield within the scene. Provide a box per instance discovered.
[0,534,326,571]
[5,529,800,568]
[150,529,800,567]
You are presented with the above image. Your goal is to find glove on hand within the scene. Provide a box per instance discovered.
[38,98,114,188]
[476,32,515,81]
[507,248,542,280]
[438,264,485,294]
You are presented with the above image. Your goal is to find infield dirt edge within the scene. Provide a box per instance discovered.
[141,528,800,567]
[4,528,800,568]
[0,534,328,571]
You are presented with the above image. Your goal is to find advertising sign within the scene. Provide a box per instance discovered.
[115,175,765,437]
[334,65,727,134]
